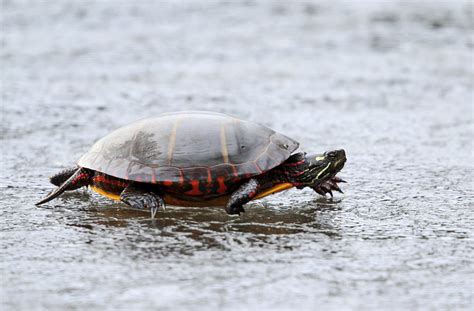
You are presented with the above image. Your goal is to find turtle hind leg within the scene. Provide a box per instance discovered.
[120,184,165,218]
[50,167,81,186]
[36,168,94,205]
[226,178,260,215]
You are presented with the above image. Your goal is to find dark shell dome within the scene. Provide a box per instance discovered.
[78,111,299,183]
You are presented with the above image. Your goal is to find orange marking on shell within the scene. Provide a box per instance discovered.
[185,180,202,196]
[217,176,227,194]
[93,175,127,187]
[163,180,173,186]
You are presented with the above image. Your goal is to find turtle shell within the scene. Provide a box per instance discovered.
[78,111,299,185]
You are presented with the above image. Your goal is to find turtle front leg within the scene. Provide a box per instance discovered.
[311,176,346,198]
[226,179,260,215]
[120,184,165,218]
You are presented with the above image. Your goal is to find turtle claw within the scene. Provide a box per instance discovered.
[313,187,326,196]
[328,181,343,193]
[150,205,158,219]
[327,189,333,198]
[332,176,347,183]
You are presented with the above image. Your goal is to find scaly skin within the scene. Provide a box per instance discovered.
[223,151,346,214]
[226,179,260,215]
[37,150,347,217]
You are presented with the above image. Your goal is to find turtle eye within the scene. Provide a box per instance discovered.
[327,151,337,158]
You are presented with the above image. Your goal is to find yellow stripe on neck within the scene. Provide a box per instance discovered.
[316,163,331,179]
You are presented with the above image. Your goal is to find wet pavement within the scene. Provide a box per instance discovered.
[1,1,473,310]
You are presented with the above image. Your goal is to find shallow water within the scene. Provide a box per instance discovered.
[1,1,473,310]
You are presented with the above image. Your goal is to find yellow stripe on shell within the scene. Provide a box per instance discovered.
[220,123,229,163]
[167,116,181,165]
[90,186,121,201]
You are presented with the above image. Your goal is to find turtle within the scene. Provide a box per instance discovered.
[36,111,347,217]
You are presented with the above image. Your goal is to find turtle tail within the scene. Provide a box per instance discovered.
[36,168,93,205]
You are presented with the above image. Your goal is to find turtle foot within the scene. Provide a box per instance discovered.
[120,184,165,218]
[312,176,346,198]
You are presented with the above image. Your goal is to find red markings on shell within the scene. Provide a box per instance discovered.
[216,176,227,194]
[93,174,128,187]
[185,180,203,196]
[77,112,300,184]
[162,180,173,186]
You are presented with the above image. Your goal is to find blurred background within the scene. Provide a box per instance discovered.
[1,0,473,310]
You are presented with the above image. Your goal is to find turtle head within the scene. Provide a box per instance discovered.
[298,149,346,186]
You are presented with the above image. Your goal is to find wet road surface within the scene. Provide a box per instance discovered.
[1,1,473,310]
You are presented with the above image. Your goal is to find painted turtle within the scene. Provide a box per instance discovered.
[36,111,346,217]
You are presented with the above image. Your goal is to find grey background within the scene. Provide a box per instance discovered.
[1,0,473,310]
